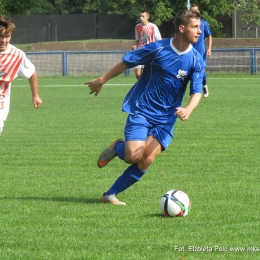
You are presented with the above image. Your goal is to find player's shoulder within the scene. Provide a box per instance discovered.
[1,44,25,57]
[148,22,160,29]
[191,46,204,61]
[191,45,199,54]
[154,38,170,46]
[9,44,25,55]
[145,38,170,49]
[139,38,169,53]
[200,19,210,27]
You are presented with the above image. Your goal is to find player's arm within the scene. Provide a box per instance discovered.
[132,40,139,50]
[175,93,201,121]
[207,35,212,56]
[85,61,128,97]
[28,71,42,109]
[154,26,162,41]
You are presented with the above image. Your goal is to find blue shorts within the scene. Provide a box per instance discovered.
[124,114,174,150]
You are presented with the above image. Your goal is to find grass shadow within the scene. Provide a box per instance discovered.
[1,196,99,204]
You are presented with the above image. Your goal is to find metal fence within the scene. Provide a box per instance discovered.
[26,48,260,76]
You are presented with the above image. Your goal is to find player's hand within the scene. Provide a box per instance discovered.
[174,107,190,121]
[132,45,137,50]
[33,95,42,109]
[85,78,103,97]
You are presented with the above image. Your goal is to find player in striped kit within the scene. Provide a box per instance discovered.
[132,10,161,79]
[0,16,42,135]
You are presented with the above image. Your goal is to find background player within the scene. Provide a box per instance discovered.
[190,3,212,98]
[0,16,42,135]
[132,10,161,79]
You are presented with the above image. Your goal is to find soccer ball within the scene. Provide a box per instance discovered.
[160,190,191,217]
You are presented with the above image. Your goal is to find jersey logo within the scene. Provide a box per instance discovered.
[177,70,187,81]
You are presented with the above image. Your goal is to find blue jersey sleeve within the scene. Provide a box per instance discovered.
[189,49,205,95]
[203,20,212,38]
[122,41,163,68]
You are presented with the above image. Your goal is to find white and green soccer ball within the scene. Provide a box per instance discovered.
[160,190,191,217]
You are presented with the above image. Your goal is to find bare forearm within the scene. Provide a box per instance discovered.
[28,72,39,97]
[208,35,212,50]
[207,36,212,56]
[186,93,202,113]
[175,93,201,121]
[28,72,42,108]
[86,61,128,96]
[100,61,128,84]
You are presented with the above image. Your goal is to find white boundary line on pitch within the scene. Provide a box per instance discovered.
[12,84,133,88]
[11,78,260,88]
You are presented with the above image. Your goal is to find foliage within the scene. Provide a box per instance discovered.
[1,0,38,15]
[237,0,260,27]
[0,0,7,14]
[0,0,237,36]
[82,0,236,37]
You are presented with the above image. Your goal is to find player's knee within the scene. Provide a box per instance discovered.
[124,153,142,164]
[143,155,155,167]
[137,155,155,171]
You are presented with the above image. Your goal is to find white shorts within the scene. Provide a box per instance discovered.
[134,65,144,70]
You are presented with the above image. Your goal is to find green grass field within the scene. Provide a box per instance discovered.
[0,74,260,260]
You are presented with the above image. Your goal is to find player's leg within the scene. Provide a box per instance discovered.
[137,135,163,171]
[101,137,162,205]
[100,114,150,205]
[135,67,142,79]
[101,119,172,205]
[97,138,125,168]
[202,57,209,98]
[202,71,209,98]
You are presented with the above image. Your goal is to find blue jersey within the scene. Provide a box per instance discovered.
[192,19,212,62]
[122,38,205,125]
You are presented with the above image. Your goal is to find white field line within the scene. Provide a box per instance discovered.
[12,84,133,88]
[12,78,260,88]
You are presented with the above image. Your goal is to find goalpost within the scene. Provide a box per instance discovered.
[187,0,191,9]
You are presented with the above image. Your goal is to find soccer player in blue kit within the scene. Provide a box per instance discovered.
[190,4,212,98]
[85,9,205,205]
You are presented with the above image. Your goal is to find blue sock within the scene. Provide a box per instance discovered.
[115,141,125,160]
[104,163,146,195]
[203,72,207,86]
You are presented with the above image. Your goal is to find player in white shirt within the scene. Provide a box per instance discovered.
[0,16,42,135]
[132,10,161,79]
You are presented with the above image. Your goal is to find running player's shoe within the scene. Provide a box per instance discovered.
[203,85,209,98]
[100,194,126,205]
[97,138,124,168]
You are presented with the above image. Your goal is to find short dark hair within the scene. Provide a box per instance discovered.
[0,16,15,36]
[174,9,201,32]
[140,10,150,15]
[191,3,199,9]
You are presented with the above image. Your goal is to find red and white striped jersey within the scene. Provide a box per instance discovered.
[0,44,35,133]
[135,22,162,48]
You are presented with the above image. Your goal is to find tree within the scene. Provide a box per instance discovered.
[1,0,236,37]
[0,0,7,14]
[1,0,40,15]
[237,0,260,28]
[82,0,236,37]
